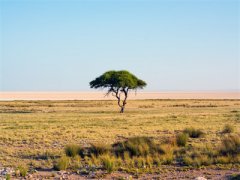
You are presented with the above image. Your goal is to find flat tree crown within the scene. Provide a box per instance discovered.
[90,70,147,89]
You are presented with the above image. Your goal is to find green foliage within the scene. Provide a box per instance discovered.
[90,70,147,112]
[53,156,69,170]
[222,124,235,134]
[65,144,81,157]
[90,70,147,90]
[6,174,11,180]
[183,127,204,138]
[176,133,189,146]
[113,136,164,157]
[220,135,240,156]
[17,166,28,177]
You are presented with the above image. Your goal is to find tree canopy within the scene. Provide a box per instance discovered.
[90,70,147,113]
[90,70,146,90]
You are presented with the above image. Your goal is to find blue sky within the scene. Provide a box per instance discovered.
[0,0,239,91]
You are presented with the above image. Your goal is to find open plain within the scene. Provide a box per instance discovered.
[0,99,239,179]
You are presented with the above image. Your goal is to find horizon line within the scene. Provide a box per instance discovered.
[1,90,239,93]
[1,91,239,100]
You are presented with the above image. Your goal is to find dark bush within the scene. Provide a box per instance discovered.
[65,144,81,157]
[183,127,204,138]
[229,174,240,180]
[89,143,110,157]
[113,136,164,157]
[220,135,240,156]
[222,124,234,134]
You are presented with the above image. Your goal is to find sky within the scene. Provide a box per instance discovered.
[0,0,239,91]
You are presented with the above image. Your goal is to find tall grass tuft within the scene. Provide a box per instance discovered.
[176,133,189,146]
[53,156,69,170]
[100,155,115,173]
[16,166,28,177]
[65,144,81,157]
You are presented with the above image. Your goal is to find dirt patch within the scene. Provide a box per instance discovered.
[26,168,240,179]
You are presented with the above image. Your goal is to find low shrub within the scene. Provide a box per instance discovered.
[113,136,164,157]
[183,127,204,138]
[182,156,193,166]
[182,149,213,167]
[219,135,240,156]
[215,156,231,164]
[176,133,189,146]
[57,134,240,172]
[65,144,81,157]
[53,156,69,170]
[222,124,234,134]
[193,155,212,167]
[161,153,174,165]
[89,143,110,157]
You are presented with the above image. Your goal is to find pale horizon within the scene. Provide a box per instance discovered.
[1,91,239,100]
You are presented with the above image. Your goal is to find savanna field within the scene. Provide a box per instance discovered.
[0,99,239,179]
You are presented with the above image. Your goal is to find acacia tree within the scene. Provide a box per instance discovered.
[90,70,147,113]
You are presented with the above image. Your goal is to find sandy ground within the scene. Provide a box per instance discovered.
[0,91,239,100]
[28,168,240,180]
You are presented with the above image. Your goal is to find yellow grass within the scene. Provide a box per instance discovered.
[0,99,239,169]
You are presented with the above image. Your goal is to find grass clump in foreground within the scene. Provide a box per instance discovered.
[54,137,174,173]
[53,156,69,170]
[219,135,240,156]
[100,155,115,173]
[54,134,240,172]
[16,166,28,177]
[180,134,240,167]
[113,136,164,157]
[176,133,189,147]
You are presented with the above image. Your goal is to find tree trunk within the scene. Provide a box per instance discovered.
[120,105,125,113]
[114,87,128,113]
